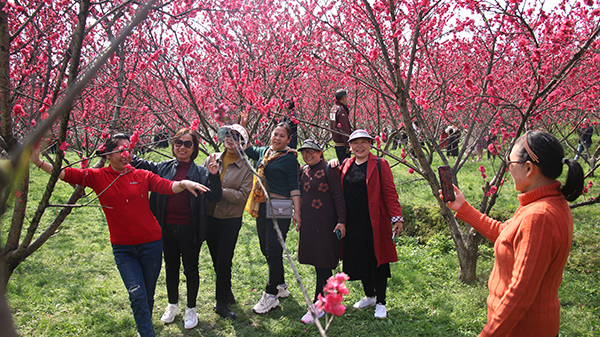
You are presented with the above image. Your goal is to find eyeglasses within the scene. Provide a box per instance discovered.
[174,139,193,148]
[301,149,318,155]
[504,155,522,166]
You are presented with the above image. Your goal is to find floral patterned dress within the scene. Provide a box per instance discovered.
[298,159,346,269]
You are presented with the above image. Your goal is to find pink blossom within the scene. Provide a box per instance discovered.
[15,191,21,198]
[59,142,68,152]
[375,136,381,148]
[130,131,140,149]
[588,181,593,189]
[13,104,25,116]
[478,165,486,173]
[408,168,415,174]
[80,158,89,168]
[190,119,200,131]
[101,132,110,139]
[121,150,130,158]
[316,272,349,317]
[489,186,498,194]
[31,119,36,126]
[97,144,106,153]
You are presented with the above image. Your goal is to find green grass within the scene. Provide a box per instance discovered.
[3,146,599,336]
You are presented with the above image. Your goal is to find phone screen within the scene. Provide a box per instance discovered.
[438,165,456,202]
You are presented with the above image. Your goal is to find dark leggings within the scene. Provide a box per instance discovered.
[162,223,202,308]
[314,267,332,303]
[360,263,389,305]
[206,216,242,303]
[256,202,291,295]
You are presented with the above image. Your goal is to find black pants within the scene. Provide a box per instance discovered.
[206,216,242,303]
[335,146,351,163]
[162,223,202,308]
[361,263,389,305]
[256,202,291,295]
[314,267,332,302]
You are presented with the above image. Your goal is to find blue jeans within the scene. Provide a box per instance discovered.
[575,142,589,160]
[113,239,162,337]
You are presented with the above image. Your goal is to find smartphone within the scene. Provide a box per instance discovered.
[438,165,456,202]
[335,229,342,241]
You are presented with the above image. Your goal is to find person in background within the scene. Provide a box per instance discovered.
[575,118,593,161]
[476,134,487,162]
[244,122,301,314]
[131,128,222,330]
[31,134,210,337]
[296,139,346,324]
[330,89,352,162]
[336,129,404,319]
[441,131,583,337]
[201,124,253,320]
[439,127,449,152]
[282,99,298,149]
[446,124,461,157]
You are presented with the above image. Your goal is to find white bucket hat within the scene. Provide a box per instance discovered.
[217,124,249,147]
[348,129,374,142]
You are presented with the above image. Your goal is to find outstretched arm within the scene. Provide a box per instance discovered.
[30,143,66,180]
[171,180,210,197]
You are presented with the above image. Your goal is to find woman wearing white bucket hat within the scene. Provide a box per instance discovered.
[201,124,253,319]
[338,129,404,319]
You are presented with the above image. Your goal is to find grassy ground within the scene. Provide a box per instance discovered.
[3,146,599,336]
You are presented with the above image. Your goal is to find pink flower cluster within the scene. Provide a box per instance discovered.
[315,273,350,317]
[486,186,498,197]
[212,103,230,125]
[583,180,594,194]
[478,165,487,179]
[190,119,200,131]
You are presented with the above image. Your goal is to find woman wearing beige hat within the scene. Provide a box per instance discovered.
[201,124,253,319]
[297,139,347,323]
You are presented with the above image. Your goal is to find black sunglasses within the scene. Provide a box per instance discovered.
[174,139,193,149]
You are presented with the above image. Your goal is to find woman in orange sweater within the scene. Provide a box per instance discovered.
[441,131,583,337]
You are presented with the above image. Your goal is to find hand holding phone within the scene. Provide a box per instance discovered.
[438,165,456,202]
[335,229,342,241]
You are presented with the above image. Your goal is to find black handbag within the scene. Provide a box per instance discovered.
[265,198,293,219]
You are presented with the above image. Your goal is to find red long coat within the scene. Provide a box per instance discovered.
[340,153,402,266]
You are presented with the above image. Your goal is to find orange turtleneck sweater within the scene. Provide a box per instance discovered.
[456,181,572,337]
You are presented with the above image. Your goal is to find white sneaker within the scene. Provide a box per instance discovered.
[276,283,290,298]
[184,307,198,329]
[160,303,180,323]
[301,305,325,324]
[353,296,377,309]
[374,303,387,318]
[253,292,280,314]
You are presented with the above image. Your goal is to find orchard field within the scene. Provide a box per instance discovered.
[1,0,600,336]
[5,147,600,336]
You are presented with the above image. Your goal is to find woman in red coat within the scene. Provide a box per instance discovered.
[338,129,404,319]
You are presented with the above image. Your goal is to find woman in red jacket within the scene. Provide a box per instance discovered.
[338,129,404,319]
[31,134,209,337]
[442,131,584,337]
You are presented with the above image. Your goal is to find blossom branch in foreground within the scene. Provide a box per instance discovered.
[315,273,350,332]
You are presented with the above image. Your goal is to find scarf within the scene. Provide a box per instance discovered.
[245,148,287,218]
